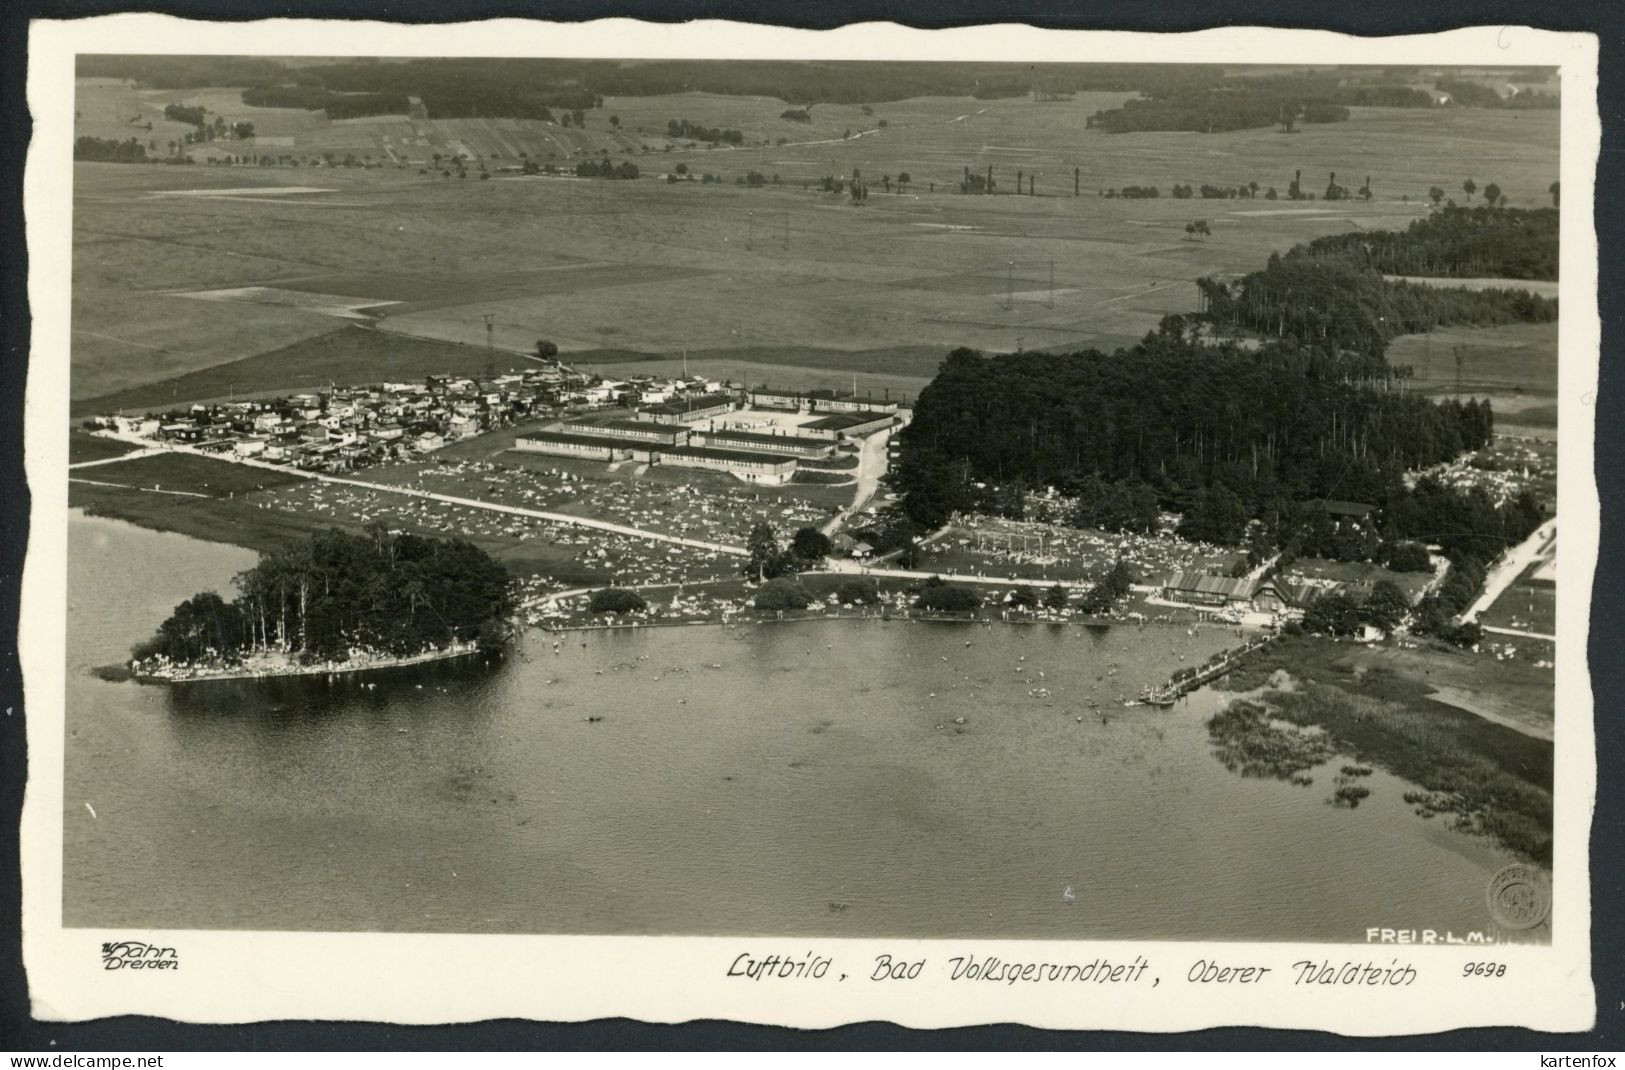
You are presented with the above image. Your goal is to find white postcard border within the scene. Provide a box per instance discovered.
[20,16,1602,1033]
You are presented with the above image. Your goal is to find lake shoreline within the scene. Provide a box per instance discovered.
[126,641,483,685]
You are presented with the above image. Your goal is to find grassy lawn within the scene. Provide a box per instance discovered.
[69,480,325,556]
[498,441,857,511]
[69,451,306,497]
[67,431,143,464]
[1279,557,1435,602]
[1387,321,1558,397]
[1478,559,1557,636]
[920,521,1241,584]
[1386,321,1558,436]
[68,477,646,586]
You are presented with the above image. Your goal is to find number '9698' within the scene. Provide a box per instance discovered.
[1463,962,1507,978]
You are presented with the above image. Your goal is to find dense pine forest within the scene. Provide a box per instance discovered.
[894,207,1556,640]
[134,526,514,667]
[894,334,1493,531]
[240,85,411,120]
[1299,206,1559,281]
[1082,71,1537,134]
[1195,248,1556,364]
[73,136,156,163]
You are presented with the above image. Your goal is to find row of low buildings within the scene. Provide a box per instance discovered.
[1158,569,1378,618]
[89,364,591,473]
[514,395,900,484]
[88,364,905,479]
[747,387,903,416]
[515,420,825,485]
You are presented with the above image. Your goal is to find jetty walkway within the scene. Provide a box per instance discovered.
[1142,632,1279,707]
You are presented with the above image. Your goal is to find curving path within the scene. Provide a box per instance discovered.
[1461,517,1557,623]
[85,433,749,556]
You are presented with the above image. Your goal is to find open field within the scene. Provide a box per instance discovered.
[66,449,752,587]
[73,89,1560,406]
[67,431,143,464]
[76,325,528,416]
[1386,320,1558,431]
[1276,557,1438,603]
[69,451,305,497]
[1217,632,1554,745]
[67,476,648,587]
[422,421,859,512]
[922,519,1243,583]
[580,357,933,404]
[1478,557,1558,637]
[577,340,949,381]
[333,455,837,541]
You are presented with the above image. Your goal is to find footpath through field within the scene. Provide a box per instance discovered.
[86,434,750,557]
[1461,517,1558,623]
[822,425,898,536]
[1481,624,1557,642]
[69,446,166,469]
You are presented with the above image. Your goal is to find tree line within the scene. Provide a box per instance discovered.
[895,333,1499,540]
[281,60,602,117]
[1434,78,1558,110]
[666,118,745,145]
[1196,250,1556,366]
[1085,71,1536,135]
[241,85,410,120]
[573,158,640,180]
[74,136,162,163]
[1086,85,1351,135]
[1299,206,1558,281]
[162,103,255,143]
[133,525,514,667]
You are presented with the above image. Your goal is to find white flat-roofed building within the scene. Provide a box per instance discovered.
[514,431,631,461]
[747,388,806,411]
[560,418,688,446]
[643,393,735,425]
[799,410,897,440]
[806,390,900,415]
[113,415,160,436]
[655,445,797,484]
[690,428,834,458]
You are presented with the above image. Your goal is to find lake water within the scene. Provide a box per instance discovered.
[64,511,1529,941]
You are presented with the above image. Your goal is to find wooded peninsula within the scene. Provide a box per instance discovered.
[133,525,515,674]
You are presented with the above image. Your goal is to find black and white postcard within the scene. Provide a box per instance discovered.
[19,16,1601,1032]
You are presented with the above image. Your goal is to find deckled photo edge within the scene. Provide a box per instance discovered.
[18,16,1601,1033]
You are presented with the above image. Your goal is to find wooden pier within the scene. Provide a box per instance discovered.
[1142,633,1278,707]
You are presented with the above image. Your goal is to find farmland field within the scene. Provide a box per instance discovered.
[1479,557,1558,637]
[69,451,305,497]
[1386,321,1558,433]
[67,431,143,463]
[73,84,1561,410]
[77,326,528,416]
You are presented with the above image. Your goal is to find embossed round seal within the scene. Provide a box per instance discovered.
[1486,863,1550,930]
